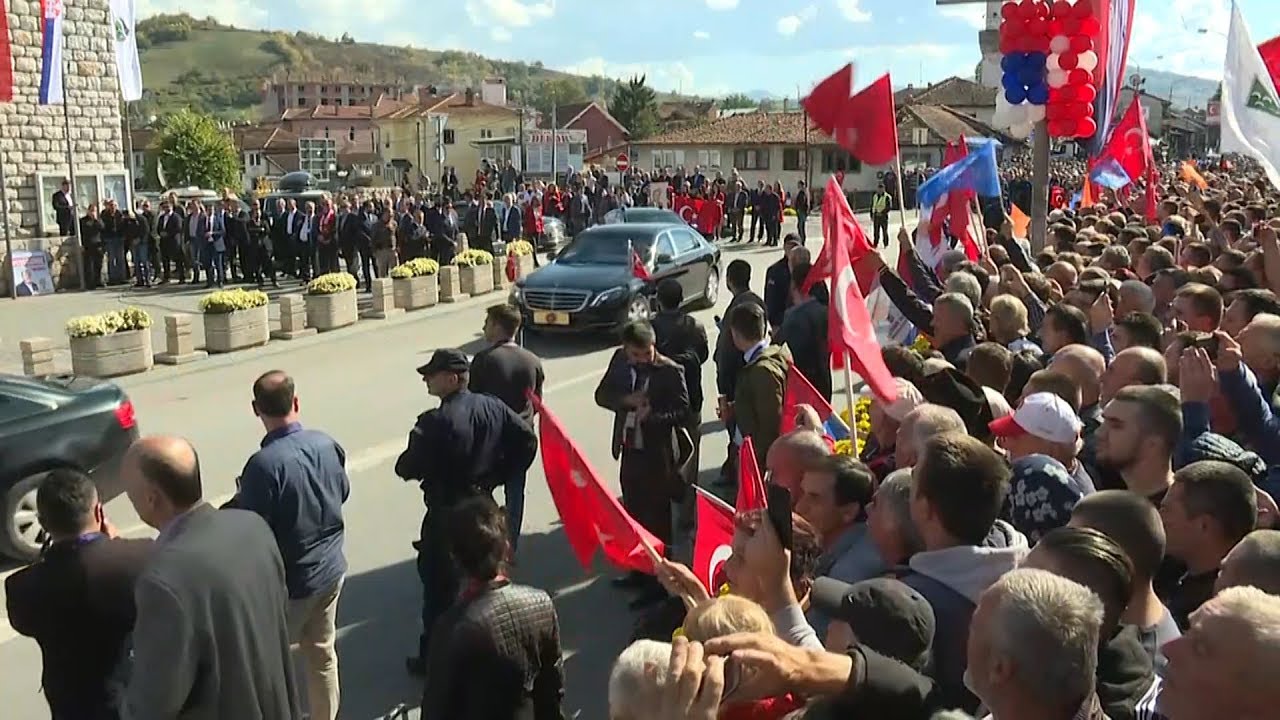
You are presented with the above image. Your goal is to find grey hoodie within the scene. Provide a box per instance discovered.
[899,519,1030,713]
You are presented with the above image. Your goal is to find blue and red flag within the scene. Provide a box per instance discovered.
[38,0,64,105]
[780,363,852,441]
[1089,0,1135,156]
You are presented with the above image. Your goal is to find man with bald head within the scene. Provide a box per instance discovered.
[1100,346,1167,404]
[121,435,300,719]
[1050,344,1112,487]
[1217,529,1280,595]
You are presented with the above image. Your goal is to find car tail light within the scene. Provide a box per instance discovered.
[114,399,137,430]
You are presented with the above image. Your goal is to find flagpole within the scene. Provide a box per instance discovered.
[842,355,857,424]
[1,151,13,300]
[892,155,910,232]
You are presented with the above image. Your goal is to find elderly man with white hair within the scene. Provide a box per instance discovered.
[862,378,925,480]
[894,403,966,470]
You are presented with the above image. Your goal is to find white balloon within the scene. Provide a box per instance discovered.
[1050,35,1070,54]
[1047,53,1061,71]
[1027,104,1047,122]
[1010,122,1034,139]
[1048,69,1069,88]
[1077,50,1099,73]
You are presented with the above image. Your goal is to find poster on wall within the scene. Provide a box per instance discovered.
[11,250,55,297]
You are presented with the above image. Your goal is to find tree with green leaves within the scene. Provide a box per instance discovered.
[609,75,660,139]
[532,77,589,120]
[720,93,756,110]
[154,109,241,191]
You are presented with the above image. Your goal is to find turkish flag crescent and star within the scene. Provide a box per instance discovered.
[530,393,664,574]
[801,175,877,295]
[736,437,768,513]
[1097,98,1153,194]
[825,178,899,404]
[803,70,899,167]
[692,488,735,593]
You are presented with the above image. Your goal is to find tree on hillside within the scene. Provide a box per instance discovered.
[154,109,240,190]
[721,93,756,110]
[609,75,660,139]
[532,78,588,120]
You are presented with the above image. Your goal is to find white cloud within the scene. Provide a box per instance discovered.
[936,3,986,30]
[777,5,817,36]
[835,0,870,23]
[491,26,513,42]
[559,57,704,94]
[693,30,711,40]
[705,0,739,9]
[139,0,268,29]
[465,0,556,27]
[842,43,959,60]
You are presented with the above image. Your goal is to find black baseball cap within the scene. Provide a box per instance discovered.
[416,348,469,376]
[812,576,936,669]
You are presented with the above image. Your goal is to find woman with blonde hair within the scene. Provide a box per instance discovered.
[989,294,1043,356]
[681,594,775,643]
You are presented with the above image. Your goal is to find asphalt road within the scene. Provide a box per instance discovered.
[0,212,911,720]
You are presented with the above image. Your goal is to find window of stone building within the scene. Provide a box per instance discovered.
[782,148,804,171]
[443,129,456,145]
[733,149,769,171]
[821,150,862,174]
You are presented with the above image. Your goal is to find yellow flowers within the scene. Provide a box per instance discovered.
[506,240,535,257]
[389,257,440,279]
[911,333,933,355]
[198,288,269,314]
[453,249,495,267]
[834,396,873,457]
[65,307,152,338]
[306,272,358,295]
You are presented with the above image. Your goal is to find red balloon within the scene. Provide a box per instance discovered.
[1080,16,1101,37]
[1069,68,1092,84]
[1059,85,1078,101]
[1037,1,1051,18]
[1067,101,1089,117]
[1048,19,1064,35]
[1018,0,1038,19]
[1046,103,1065,121]
[1050,120,1072,136]
[1000,35,1018,54]
[1001,2,1019,20]
[1075,0,1094,19]
[1077,116,1098,136]
[1058,51,1079,70]
[1051,0,1071,19]
[1028,17,1048,35]
[1063,18,1082,35]
[1070,35,1093,53]
[1031,35,1051,53]
[1076,84,1097,103]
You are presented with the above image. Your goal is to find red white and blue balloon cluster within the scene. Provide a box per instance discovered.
[993,0,1102,141]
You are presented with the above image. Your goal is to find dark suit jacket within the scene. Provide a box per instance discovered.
[714,290,765,398]
[6,536,152,720]
[121,504,300,720]
[501,206,523,239]
[423,580,565,720]
[16,281,34,296]
[594,349,692,461]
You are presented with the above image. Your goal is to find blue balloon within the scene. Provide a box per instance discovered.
[1018,66,1042,87]
[1026,51,1047,69]
[1002,72,1021,91]
[1001,55,1016,72]
[1005,85,1027,104]
[1026,82,1050,105]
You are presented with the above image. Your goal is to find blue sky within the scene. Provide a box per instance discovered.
[142,0,1280,98]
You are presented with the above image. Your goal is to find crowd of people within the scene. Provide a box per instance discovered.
[11,147,1280,720]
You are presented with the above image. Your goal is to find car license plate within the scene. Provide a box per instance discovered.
[534,310,570,326]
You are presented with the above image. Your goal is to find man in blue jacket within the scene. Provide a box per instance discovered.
[229,370,350,720]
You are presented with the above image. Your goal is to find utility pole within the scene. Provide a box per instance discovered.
[517,91,526,173]
[549,95,558,184]
[61,54,86,290]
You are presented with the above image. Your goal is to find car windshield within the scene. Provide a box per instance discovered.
[556,230,653,265]
[624,208,682,224]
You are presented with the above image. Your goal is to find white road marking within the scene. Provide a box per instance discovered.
[0,365,610,648]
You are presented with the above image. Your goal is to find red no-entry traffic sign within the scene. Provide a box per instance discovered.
[616,153,630,172]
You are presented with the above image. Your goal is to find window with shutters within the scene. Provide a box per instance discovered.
[733,148,770,170]
[821,150,862,174]
[782,148,803,171]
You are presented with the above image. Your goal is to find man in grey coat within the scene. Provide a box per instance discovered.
[119,435,301,720]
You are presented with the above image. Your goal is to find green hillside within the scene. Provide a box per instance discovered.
[134,14,627,122]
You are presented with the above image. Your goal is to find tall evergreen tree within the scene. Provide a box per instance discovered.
[608,75,660,139]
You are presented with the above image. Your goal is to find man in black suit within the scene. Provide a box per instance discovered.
[5,468,152,720]
[476,196,500,254]
[468,303,544,551]
[52,179,75,235]
[714,259,766,493]
[119,436,301,719]
[14,268,38,296]
[155,201,183,284]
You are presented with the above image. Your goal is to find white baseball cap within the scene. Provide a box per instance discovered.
[988,392,1081,445]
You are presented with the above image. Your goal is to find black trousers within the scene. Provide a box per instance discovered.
[873,213,890,247]
[84,247,103,289]
[296,243,313,281]
[160,238,184,282]
[416,507,461,662]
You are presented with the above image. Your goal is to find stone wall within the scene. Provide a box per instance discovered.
[1,0,125,239]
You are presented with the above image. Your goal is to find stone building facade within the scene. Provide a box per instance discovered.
[1,0,125,291]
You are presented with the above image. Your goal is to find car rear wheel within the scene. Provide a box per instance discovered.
[694,268,720,309]
[2,473,49,562]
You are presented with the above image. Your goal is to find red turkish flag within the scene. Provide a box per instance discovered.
[803,71,899,167]
[630,245,651,281]
[530,393,664,574]
[825,178,898,404]
[736,437,768,513]
[780,362,845,438]
[801,177,877,295]
[696,200,724,236]
[1260,35,1280,90]
[505,252,518,282]
[692,489,736,593]
[1097,98,1154,191]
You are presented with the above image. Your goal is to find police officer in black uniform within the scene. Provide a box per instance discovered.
[396,348,538,676]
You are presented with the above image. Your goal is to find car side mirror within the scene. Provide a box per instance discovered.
[655,253,674,265]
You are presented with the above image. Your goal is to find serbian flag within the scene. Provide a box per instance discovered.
[802,176,877,295]
[1089,156,1133,190]
[0,0,13,103]
[692,487,736,593]
[780,363,852,440]
[915,141,1001,273]
[803,71,899,167]
[39,0,65,105]
[942,137,980,262]
[530,393,664,574]
[629,241,650,280]
[736,437,768,513]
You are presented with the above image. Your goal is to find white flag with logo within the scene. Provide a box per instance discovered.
[1222,1,1280,189]
[108,0,142,101]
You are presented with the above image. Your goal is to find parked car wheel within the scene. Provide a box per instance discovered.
[695,268,721,310]
[2,473,49,562]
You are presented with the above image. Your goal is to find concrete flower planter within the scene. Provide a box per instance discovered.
[203,304,270,353]
[305,289,358,331]
[460,264,494,296]
[492,259,510,290]
[516,253,535,279]
[392,274,440,310]
[69,329,153,378]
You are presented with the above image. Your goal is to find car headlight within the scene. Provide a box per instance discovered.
[590,286,628,307]
[509,286,523,306]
